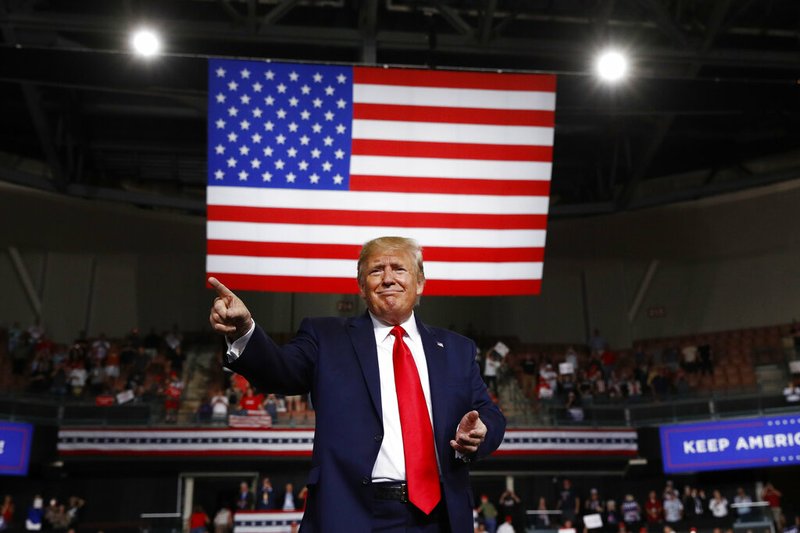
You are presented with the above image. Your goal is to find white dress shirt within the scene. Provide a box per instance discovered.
[226,313,439,481]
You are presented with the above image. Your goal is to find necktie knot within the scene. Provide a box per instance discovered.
[390,325,406,340]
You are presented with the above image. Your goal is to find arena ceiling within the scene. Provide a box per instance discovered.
[1,0,799,217]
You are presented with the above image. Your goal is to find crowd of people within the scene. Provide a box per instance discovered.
[0,494,85,532]
[472,480,790,533]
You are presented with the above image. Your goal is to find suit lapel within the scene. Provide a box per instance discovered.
[347,312,382,421]
[416,315,450,459]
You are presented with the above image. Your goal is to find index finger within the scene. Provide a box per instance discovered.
[208,276,234,298]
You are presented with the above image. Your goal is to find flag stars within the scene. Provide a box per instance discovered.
[215,119,226,129]
[252,108,263,118]
[262,171,272,182]
[299,160,309,171]
[311,148,321,158]
[301,84,311,95]
[277,83,287,94]
[300,110,310,120]
[250,159,261,169]
[227,107,239,117]
[324,85,334,96]
[265,121,275,131]
[286,172,296,183]
[214,144,225,155]
[288,122,299,132]
[239,120,250,130]
[322,161,332,171]
[227,132,238,142]
[240,69,251,79]
[251,133,262,143]
[276,134,286,144]
[334,149,345,159]
[240,95,251,105]
[252,82,263,92]
[310,173,320,184]
[226,157,237,168]
[239,146,250,156]
[336,124,346,134]
[336,99,346,109]
[289,71,299,81]
[324,111,334,121]
[238,170,249,180]
[333,174,344,185]
[287,147,298,158]
[337,73,347,84]
[215,67,226,78]
[265,96,275,106]
[265,70,275,80]
[299,135,310,146]
[275,159,285,170]
[227,81,238,91]
[289,96,299,107]
[323,136,334,146]
[277,109,287,119]
[215,93,226,103]
[263,146,273,157]
[312,123,322,133]
[312,98,322,108]
[313,72,322,83]
[214,169,225,180]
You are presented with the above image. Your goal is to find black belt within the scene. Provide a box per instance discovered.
[372,481,409,503]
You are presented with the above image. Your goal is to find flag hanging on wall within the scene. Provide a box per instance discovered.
[206,59,556,296]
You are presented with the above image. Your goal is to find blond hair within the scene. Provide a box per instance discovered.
[356,236,424,287]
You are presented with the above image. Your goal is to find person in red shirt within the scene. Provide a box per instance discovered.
[238,386,265,413]
[189,505,209,533]
[163,372,184,423]
[644,490,663,532]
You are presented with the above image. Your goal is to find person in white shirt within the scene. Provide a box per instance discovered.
[496,515,516,533]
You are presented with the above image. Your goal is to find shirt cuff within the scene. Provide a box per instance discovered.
[226,321,256,362]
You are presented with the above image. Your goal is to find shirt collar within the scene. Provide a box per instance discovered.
[368,311,419,342]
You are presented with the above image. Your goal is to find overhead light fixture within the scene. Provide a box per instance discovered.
[595,49,628,82]
[131,27,161,58]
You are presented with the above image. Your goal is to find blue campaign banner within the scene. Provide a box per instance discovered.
[0,421,33,476]
[660,413,800,473]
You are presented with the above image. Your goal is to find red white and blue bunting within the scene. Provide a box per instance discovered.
[58,427,636,457]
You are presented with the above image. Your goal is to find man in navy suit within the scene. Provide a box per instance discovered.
[209,236,506,532]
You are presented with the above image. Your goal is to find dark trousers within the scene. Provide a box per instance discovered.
[371,497,451,532]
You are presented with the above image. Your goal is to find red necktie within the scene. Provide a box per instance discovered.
[390,325,441,514]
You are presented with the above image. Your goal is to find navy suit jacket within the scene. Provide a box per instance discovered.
[226,312,506,532]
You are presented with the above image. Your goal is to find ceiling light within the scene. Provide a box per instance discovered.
[595,50,628,82]
[131,28,161,58]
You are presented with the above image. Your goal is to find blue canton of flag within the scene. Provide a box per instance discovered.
[208,59,353,190]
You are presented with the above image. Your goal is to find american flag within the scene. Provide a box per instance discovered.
[207,59,555,296]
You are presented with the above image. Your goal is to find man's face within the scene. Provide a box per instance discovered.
[359,249,423,326]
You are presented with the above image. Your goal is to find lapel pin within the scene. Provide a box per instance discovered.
[436,342,444,348]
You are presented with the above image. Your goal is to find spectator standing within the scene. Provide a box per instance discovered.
[584,488,604,516]
[604,500,620,533]
[520,354,538,398]
[189,505,209,533]
[534,497,551,529]
[498,489,521,525]
[663,491,683,528]
[557,479,580,526]
[708,490,729,528]
[733,487,752,522]
[477,494,499,533]
[621,494,641,532]
[644,490,663,532]
[256,478,275,510]
[25,496,44,531]
[236,482,253,511]
[483,352,501,395]
[761,482,783,529]
[210,388,229,423]
[0,495,14,531]
[281,483,297,512]
[212,506,233,533]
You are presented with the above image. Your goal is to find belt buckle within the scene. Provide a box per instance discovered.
[399,482,408,503]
